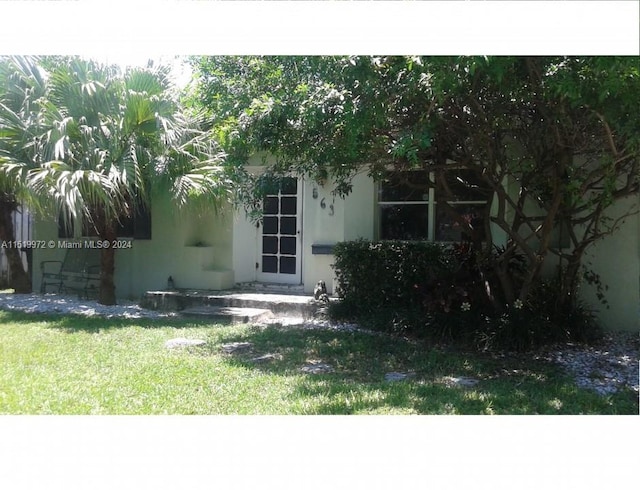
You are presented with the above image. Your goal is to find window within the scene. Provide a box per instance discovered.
[378,170,430,240]
[57,205,151,240]
[377,170,489,242]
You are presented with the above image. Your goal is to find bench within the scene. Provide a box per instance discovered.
[40,247,101,299]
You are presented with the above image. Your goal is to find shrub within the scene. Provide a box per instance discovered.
[332,239,453,317]
[527,277,602,343]
[331,240,603,351]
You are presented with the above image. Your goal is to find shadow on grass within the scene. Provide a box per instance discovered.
[3,309,636,414]
[216,325,639,415]
[0,309,223,333]
[216,324,537,378]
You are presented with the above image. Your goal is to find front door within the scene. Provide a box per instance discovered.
[256,177,302,284]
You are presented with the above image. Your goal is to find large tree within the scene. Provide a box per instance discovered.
[0,56,48,293]
[28,57,227,305]
[190,55,639,311]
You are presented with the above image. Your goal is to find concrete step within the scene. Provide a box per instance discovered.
[181,306,274,324]
[235,282,305,294]
[141,289,326,319]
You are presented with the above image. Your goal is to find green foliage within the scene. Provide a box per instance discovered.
[188,56,391,194]
[430,279,602,352]
[190,55,636,191]
[471,279,602,352]
[0,56,47,203]
[1,56,232,302]
[189,55,639,311]
[8,56,231,228]
[331,240,602,351]
[332,239,453,318]
[0,56,49,292]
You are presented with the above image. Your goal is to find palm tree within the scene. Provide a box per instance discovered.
[28,57,227,305]
[0,56,47,293]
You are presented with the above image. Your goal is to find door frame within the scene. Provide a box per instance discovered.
[256,177,303,285]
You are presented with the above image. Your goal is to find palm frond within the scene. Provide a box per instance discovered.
[3,56,233,234]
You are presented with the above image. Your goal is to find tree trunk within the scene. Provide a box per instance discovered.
[494,259,516,305]
[560,244,588,309]
[0,200,32,293]
[98,222,117,306]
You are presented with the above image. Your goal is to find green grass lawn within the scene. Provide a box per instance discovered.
[0,310,637,414]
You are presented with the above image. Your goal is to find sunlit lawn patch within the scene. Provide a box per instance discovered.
[0,311,636,414]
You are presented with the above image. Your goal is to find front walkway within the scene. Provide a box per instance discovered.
[0,291,173,319]
[140,288,329,321]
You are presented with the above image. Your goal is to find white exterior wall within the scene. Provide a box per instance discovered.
[232,173,375,295]
[301,173,375,294]
[30,164,639,332]
[32,193,234,300]
[232,207,259,284]
[300,180,343,294]
[230,156,376,295]
[580,194,639,331]
[503,175,639,331]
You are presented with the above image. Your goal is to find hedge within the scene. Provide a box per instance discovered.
[331,239,454,317]
[330,239,601,351]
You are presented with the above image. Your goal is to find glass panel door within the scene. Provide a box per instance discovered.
[257,177,302,284]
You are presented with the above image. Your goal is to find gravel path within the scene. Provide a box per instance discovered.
[535,333,639,396]
[267,316,639,396]
[1,292,637,396]
[0,292,177,319]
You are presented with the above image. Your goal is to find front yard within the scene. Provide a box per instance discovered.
[1,310,637,415]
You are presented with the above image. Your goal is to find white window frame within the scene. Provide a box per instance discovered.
[377,170,487,242]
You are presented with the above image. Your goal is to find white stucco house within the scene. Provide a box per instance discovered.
[31,159,640,332]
